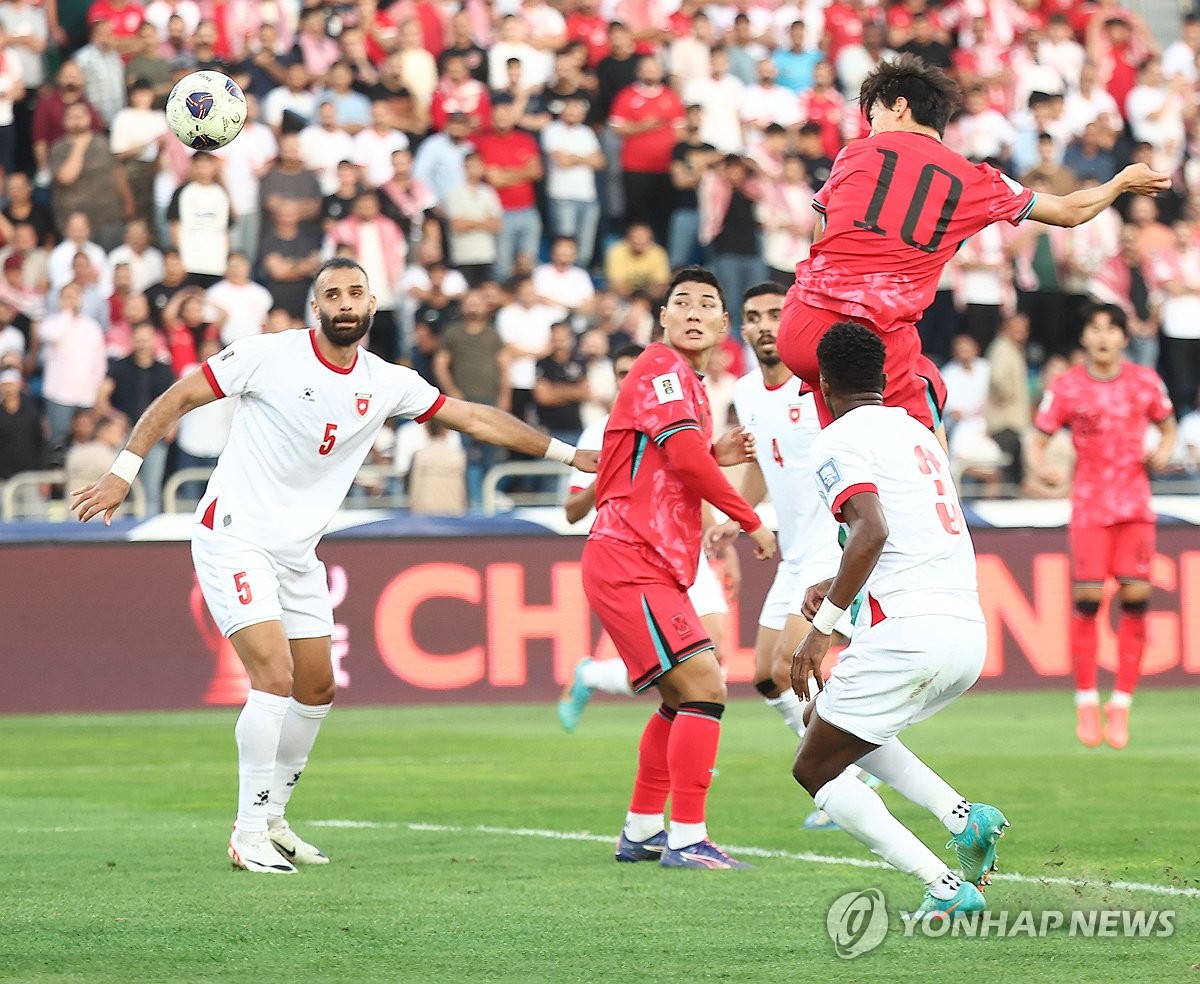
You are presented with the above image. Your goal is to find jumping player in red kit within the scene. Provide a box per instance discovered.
[778,53,1172,431]
[582,266,776,869]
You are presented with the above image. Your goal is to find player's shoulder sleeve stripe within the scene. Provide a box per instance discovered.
[1015,192,1038,222]
[811,199,827,213]
[830,481,879,522]
[201,361,225,398]
[415,391,447,423]
[653,419,701,445]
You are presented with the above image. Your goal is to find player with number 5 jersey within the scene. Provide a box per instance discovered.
[71,258,598,875]
[778,53,1172,431]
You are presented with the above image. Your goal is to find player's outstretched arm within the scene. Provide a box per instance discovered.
[704,459,767,556]
[432,396,597,471]
[659,427,775,558]
[1029,163,1171,229]
[71,368,221,525]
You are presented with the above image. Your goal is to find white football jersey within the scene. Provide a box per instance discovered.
[809,404,982,620]
[568,416,607,492]
[197,329,442,569]
[733,369,839,565]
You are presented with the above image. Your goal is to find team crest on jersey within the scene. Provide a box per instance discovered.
[817,458,842,493]
[788,404,803,423]
[355,393,372,417]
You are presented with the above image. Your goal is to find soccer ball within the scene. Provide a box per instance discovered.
[165,71,246,150]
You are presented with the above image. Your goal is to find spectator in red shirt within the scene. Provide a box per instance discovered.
[86,0,145,59]
[566,0,610,68]
[474,97,544,279]
[430,51,492,133]
[609,55,685,248]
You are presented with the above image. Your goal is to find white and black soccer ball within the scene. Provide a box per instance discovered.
[165,70,247,150]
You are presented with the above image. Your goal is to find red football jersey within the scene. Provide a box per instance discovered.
[590,343,713,588]
[1034,362,1173,528]
[797,131,1036,331]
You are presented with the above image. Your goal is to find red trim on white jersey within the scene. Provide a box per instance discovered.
[200,498,218,530]
[868,594,886,626]
[763,373,797,392]
[308,329,358,375]
[831,481,878,522]
[202,362,225,398]
[414,392,446,423]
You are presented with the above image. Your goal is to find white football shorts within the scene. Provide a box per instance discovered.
[814,613,987,746]
[687,553,727,618]
[192,528,334,639]
[758,552,842,631]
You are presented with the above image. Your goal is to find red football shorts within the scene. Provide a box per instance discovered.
[777,284,936,430]
[1068,522,1155,584]
[581,538,714,692]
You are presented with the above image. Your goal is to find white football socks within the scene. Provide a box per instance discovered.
[856,738,969,835]
[813,769,947,886]
[267,698,332,822]
[668,821,707,850]
[582,658,634,696]
[765,689,807,737]
[624,812,665,842]
[1075,688,1100,706]
[234,689,290,833]
[1108,690,1132,709]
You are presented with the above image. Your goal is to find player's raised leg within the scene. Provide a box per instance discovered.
[558,655,633,733]
[266,635,335,864]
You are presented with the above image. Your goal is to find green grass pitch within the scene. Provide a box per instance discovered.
[1,689,1196,983]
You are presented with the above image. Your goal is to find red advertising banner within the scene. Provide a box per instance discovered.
[2,529,1199,714]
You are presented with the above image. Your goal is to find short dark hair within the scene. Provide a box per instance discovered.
[316,256,369,285]
[665,265,726,311]
[858,54,961,136]
[1082,302,1129,337]
[612,343,645,362]
[817,322,885,395]
[743,281,787,304]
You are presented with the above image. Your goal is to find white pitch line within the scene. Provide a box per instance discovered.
[310,819,1200,900]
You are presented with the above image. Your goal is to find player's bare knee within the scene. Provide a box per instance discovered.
[1119,581,1151,608]
[791,749,829,796]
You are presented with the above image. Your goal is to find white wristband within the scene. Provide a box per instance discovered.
[811,597,846,635]
[109,449,143,485]
[544,437,577,465]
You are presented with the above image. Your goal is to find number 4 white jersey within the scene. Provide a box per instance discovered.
[732,370,839,566]
[809,404,983,621]
[197,329,443,569]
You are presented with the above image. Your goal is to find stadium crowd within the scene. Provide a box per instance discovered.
[2,0,1200,516]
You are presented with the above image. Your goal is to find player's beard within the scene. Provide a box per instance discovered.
[320,309,373,348]
[754,336,781,368]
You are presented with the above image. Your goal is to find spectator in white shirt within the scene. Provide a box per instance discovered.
[1125,57,1189,174]
[942,333,1005,477]
[741,57,801,146]
[166,151,231,284]
[47,212,109,294]
[1161,13,1200,84]
[262,62,317,132]
[299,100,355,196]
[445,148,502,287]
[489,15,552,92]
[107,219,163,293]
[533,236,595,317]
[109,78,168,234]
[1063,60,1122,137]
[541,96,603,268]
[948,85,1017,164]
[206,251,273,343]
[495,273,563,424]
[352,100,410,189]
[683,47,746,154]
[213,93,276,259]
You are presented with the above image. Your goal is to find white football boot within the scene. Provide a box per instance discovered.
[228,826,298,873]
[267,818,330,865]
